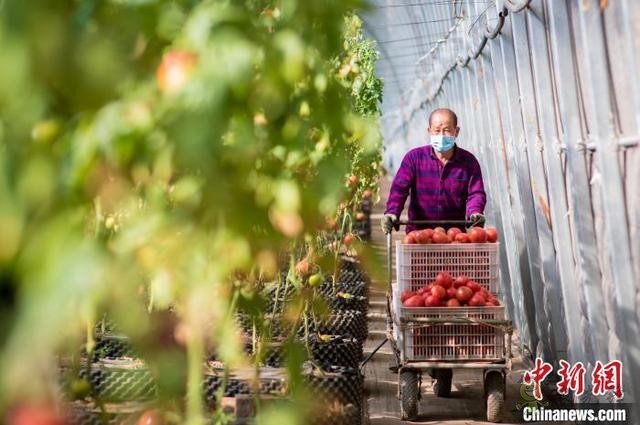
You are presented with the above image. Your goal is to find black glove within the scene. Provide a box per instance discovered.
[381,214,399,234]
[469,213,485,228]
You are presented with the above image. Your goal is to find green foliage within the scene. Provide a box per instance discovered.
[337,14,384,117]
[332,14,384,221]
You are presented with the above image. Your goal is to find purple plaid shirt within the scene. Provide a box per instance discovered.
[385,144,486,233]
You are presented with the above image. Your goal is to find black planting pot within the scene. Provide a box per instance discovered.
[66,401,147,425]
[254,335,362,370]
[318,280,367,301]
[306,310,367,343]
[326,293,368,314]
[90,334,138,361]
[202,369,287,408]
[305,365,364,425]
[262,282,296,315]
[308,334,363,370]
[235,313,292,340]
[72,360,157,403]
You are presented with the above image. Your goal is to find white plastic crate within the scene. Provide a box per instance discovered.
[395,242,499,294]
[400,306,506,361]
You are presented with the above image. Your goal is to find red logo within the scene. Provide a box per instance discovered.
[524,358,624,400]
[592,360,623,399]
[523,358,553,400]
[557,360,586,397]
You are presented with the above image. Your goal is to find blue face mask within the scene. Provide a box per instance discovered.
[430,135,456,152]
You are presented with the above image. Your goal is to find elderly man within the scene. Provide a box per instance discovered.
[382,108,486,234]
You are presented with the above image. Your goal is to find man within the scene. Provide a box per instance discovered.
[381,108,486,234]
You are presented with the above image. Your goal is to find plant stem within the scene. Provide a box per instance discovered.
[332,212,351,293]
[303,303,313,360]
[85,312,95,359]
[186,328,204,425]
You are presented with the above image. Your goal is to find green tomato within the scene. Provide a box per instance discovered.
[308,273,322,287]
[70,378,91,399]
[31,119,61,144]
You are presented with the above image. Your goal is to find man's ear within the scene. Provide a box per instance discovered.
[455,127,460,137]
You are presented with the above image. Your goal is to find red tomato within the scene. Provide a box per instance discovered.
[347,175,359,186]
[403,234,417,244]
[401,290,416,303]
[446,298,461,307]
[447,227,462,238]
[343,234,355,245]
[6,405,67,425]
[453,275,469,288]
[426,282,435,292]
[157,50,197,93]
[456,286,473,303]
[432,232,449,244]
[468,295,486,307]
[295,259,311,276]
[455,233,470,243]
[409,230,422,241]
[435,272,453,289]
[403,295,425,308]
[466,281,482,292]
[434,226,446,234]
[490,298,500,306]
[446,287,457,299]
[363,190,373,199]
[425,295,441,307]
[486,227,498,243]
[137,410,164,425]
[431,285,446,299]
[415,230,432,244]
[469,227,487,243]
[355,212,366,220]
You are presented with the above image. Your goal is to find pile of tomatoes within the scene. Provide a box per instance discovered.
[401,272,500,308]
[402,226,498,244]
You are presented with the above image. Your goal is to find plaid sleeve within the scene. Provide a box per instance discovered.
[466,157,486,217]
[385,151,414,216]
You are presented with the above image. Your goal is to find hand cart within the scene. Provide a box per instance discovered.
[378,220,513,422]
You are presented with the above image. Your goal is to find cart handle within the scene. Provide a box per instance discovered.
[396,219,472,226]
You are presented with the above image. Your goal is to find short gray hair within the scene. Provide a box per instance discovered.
[428,108,458,127]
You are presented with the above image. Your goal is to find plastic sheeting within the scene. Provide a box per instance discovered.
[363,0,640,412]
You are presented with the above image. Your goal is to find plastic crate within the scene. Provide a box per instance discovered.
[395,242,499,294]
[400,306,505,361]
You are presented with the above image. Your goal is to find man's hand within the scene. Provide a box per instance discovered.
[381,214,399,234]
[469,213,485,228]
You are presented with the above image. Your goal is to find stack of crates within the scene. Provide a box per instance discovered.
[392,243,506,362]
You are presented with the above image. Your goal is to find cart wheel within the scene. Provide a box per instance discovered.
[433,369,452,398]
[400,370,419,421]
[485,371,505,423]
